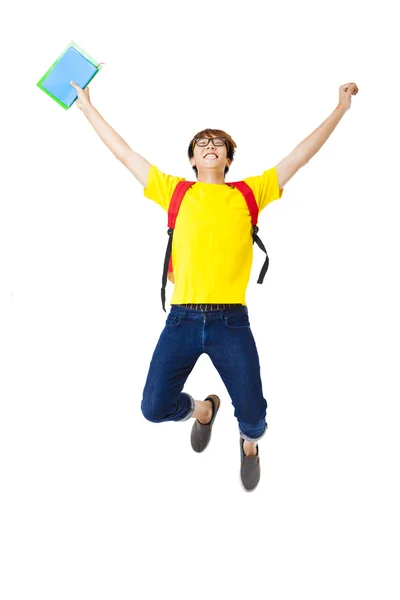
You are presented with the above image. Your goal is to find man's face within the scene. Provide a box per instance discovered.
[190,137,232,173]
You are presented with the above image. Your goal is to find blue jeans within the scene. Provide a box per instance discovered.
[141,305,268,442]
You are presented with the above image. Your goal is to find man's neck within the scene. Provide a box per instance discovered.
[196,169,226,185]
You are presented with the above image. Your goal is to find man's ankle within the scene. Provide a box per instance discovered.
[194,399,213,424]
[243,439,257,456]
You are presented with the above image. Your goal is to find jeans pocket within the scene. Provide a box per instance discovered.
[225,314,250,329]
[165,314,182,327]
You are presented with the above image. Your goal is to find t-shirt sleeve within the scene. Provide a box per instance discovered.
[244,166,284,214]
[143,164,186,212]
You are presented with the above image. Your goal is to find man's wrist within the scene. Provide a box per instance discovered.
[336,103,347,115]
[81,103,95,117]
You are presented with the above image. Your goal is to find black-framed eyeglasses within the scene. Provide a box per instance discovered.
[194,137,227,147]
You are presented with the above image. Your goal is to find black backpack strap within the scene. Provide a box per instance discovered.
[252,225,269,283]
[161,228,173,312]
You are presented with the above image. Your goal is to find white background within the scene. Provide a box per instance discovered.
[1,0,399,598]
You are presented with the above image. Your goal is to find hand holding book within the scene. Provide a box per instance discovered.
[37,41,103,110]
[69,81,92,111]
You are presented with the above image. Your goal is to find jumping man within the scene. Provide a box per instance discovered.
[70,79,358,491]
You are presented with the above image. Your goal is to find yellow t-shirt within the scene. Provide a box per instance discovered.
[144,165,284,305]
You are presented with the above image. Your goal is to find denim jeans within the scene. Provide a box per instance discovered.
[141,305,268,442]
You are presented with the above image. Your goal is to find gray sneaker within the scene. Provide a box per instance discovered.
[240,436,260,491]
[190,395,221,453]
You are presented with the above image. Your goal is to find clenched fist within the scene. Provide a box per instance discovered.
[338,82,359,112]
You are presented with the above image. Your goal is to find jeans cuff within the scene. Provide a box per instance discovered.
[239,423,268,443]
[178,393,195,422]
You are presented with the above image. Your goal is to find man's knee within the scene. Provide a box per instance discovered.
[141,393,167,423]
[141,402,163,423]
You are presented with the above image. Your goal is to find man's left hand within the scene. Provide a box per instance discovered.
[338,82,359,112]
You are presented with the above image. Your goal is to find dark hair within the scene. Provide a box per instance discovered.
[188,128,237,178]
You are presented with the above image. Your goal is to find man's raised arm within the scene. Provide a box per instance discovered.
[70,81,151,188]
[275,82,359,189]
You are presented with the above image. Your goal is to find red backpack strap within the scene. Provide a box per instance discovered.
[168,181,195,228]
[227,180,269,284]
[161,181,195,312]
[227,181,259,225]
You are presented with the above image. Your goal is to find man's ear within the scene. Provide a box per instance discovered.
[189,156,196,167]
[226,158,232,168]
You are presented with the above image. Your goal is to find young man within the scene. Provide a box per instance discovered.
[70,80,358,491]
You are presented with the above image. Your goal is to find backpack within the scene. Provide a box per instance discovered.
[161,180,269,312]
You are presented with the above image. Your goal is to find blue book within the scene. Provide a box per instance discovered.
[37,41,104,110]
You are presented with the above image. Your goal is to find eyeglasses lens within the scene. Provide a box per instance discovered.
[196,137,226,146]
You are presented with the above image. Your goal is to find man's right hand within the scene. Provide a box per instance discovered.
[70,81,91,111]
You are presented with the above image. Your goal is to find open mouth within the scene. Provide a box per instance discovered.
[204,152,218,160]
